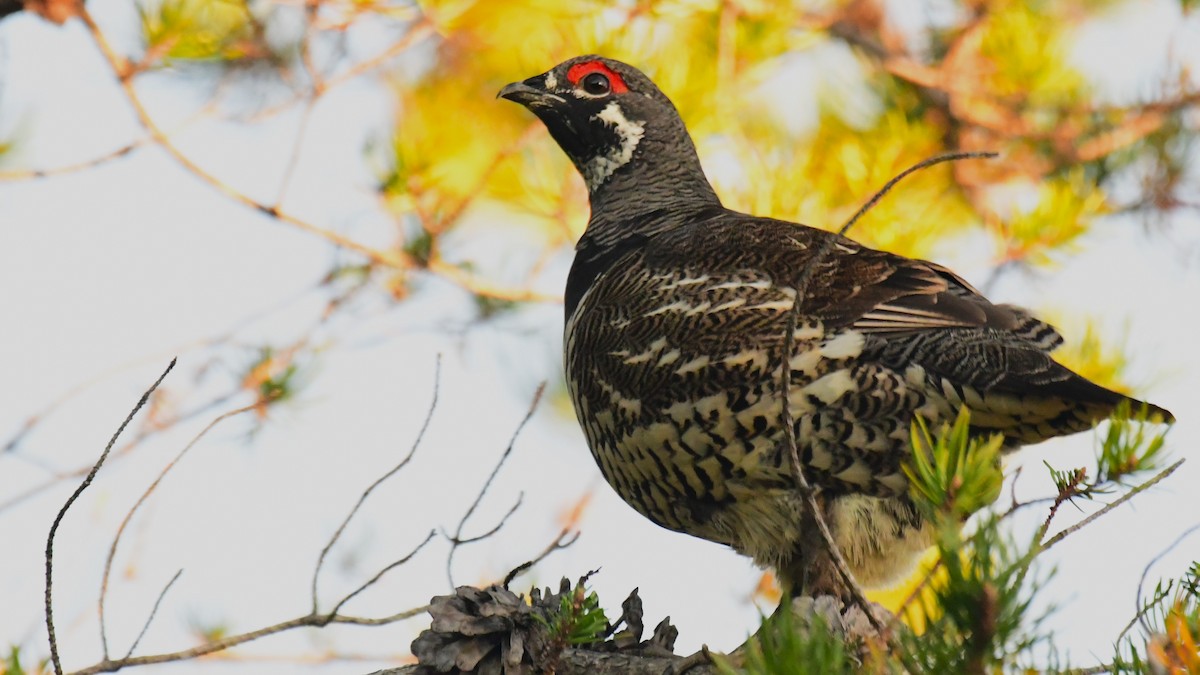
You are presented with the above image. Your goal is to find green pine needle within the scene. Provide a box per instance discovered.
[904,408,1005,522]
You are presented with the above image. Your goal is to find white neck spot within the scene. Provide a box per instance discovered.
[582,101,645,190]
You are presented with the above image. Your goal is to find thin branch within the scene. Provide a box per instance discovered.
[77,7,394,264]
[445,383,546,588]
[311,356,442,613]
[46,358,177,675]
[122,569,183,660]
[76,7,552,305]
[3,274,365,517]
[100,402,260,659]
[446,493,524,547]
[323,17,434,89]
[333,604,430,626]
[325,529,437,619]
[0,76,226,182]
[1129,520,1200,639]
[1040,459,1185,552]
[65,603,429,675]
[0,142,141,181]
[775,152,995,626]
[425,257,562,304]
[297,0,325,94]
[503,528,581,589]
[836,151,1000,237]
[272,95,318,208]
[997,494,1059,522]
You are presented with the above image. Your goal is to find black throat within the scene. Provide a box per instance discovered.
[560,88,723,321]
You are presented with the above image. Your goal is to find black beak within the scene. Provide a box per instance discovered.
[498,78,564,108]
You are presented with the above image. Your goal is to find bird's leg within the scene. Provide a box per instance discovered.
[781,503,856,602]
[775,512,896,645]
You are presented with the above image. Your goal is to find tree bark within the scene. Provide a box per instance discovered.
[368,648,720,675]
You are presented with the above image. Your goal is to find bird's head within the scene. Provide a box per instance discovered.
[500,55,710,200]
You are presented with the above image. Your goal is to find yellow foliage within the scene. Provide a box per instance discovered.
[716,107,977,259]
[388,75,533,226]
[978,1,1088,110]
[993,170,1107,265]
[140,0,256,61]
[1047,318,1131,394]
[1148,602,1200,674]
[866,547,945,633]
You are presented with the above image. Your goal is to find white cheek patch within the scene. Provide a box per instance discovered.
[582,101,645,190]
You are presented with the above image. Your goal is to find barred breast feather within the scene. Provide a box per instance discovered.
[564,213,1171,587]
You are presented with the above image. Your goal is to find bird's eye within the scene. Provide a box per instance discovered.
[582,72,611,96]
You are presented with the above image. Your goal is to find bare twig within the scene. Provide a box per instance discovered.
[1129,520,1200,639]
[76,8,390,266]
[323,17,434,89]
[333,604,430,626]
[272,96,318,208]
[997,495,1059,523]
[0,79,229,183]
[297,0,325,94]
[0,142,141,181]
[2,272,371,518]
[1040,459,1184,552]
[776,152,996,627]
[312,356,441,613]
[122,569,183,660]
[445,383,546,588]
[100,402,260,659]
[836,151,1000,237]
[72,7,551,305]
[503,528,581,589]
[325,530,437,619]
[46,358,176,675]
[448,494,524,547]
[4,390,235,515]
[66,602,430,675]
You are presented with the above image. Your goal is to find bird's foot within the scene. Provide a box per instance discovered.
[789,593,894,642]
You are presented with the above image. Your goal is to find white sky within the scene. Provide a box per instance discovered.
[1,2,1199,673]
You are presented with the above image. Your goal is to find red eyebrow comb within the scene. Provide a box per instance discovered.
[566,61,629,93]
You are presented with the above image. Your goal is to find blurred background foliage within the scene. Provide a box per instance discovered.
[1,0,1197,671]
[4,0,1196,392]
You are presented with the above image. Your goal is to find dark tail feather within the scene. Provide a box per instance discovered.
[1113,396,1174,424]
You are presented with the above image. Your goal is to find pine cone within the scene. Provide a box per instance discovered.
[411,584,554,675]
[412,579,680,673]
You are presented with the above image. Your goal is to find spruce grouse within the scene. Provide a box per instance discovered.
[500,56,1174,597]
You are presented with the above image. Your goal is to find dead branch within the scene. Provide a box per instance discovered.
[122,569,182,660]
[73,6,555,305]
[5,387,241,516]
[99,402,261,659]
[444,382,546,587]
[775,152,996,631]
[503,528,581,589]
[324,531,437,620]
[312,356,442,613]
[66,603,432,675]
[323,18,435,90]
[53,359,447,674]
[46,358,177,675]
